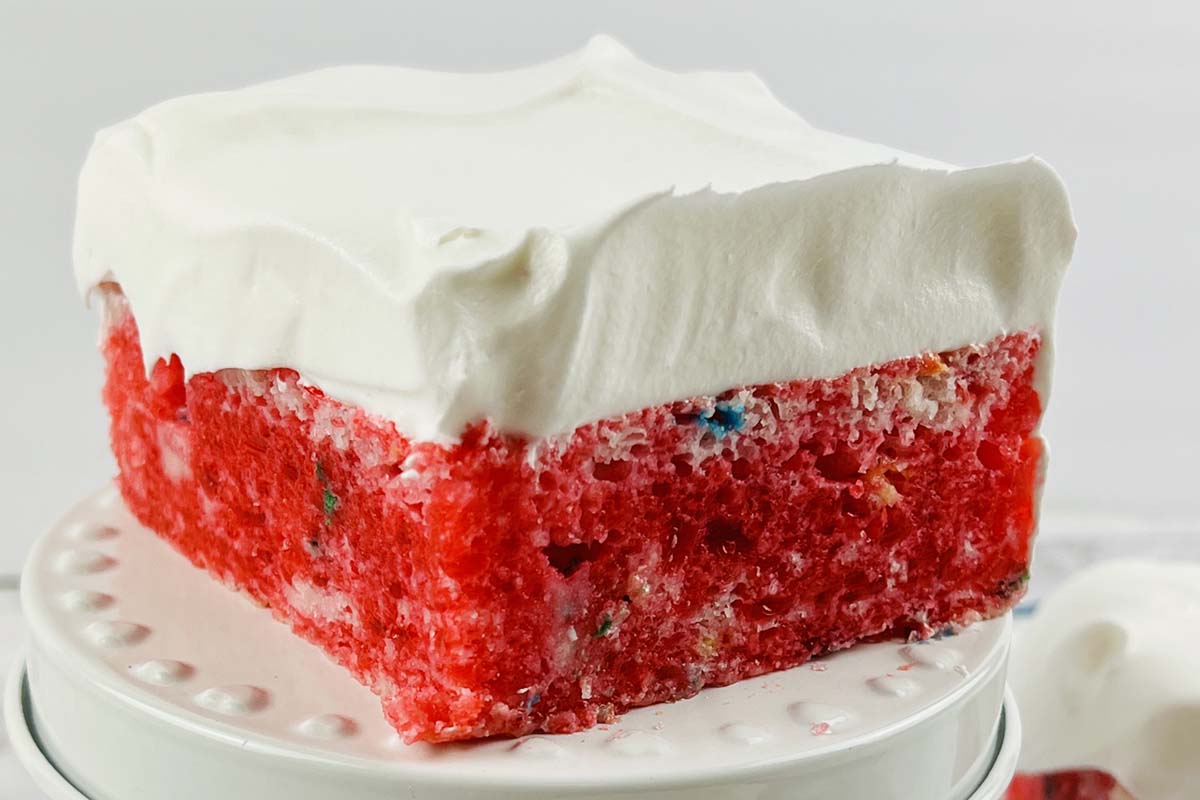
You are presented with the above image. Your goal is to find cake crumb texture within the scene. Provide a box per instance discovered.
[101,290,1043,742]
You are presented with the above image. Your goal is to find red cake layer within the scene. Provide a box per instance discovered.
[100,288,1043,742]
[1006,771,1130,800]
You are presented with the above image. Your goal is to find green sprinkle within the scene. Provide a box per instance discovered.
[315,461,339,527]
[322,486,340,527]
[1020,568,1031,583]
[593,613,613,638]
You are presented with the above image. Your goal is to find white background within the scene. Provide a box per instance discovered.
[2,0,1199,579]
[0,6,1198,794]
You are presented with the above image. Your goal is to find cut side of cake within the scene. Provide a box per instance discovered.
[104,289,1041,741]
[75,37,1075,742]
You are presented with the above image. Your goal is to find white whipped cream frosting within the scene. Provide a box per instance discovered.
[74,35,1076,441]
[1012,560,1200,799]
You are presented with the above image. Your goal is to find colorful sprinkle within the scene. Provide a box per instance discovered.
[697,403,745,438]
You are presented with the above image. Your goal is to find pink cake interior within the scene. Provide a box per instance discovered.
[100,288,1042,742]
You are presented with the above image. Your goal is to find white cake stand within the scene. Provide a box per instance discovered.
[6,486,1021,800]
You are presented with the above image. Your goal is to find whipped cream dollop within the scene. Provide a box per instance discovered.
[1012,560,1200,800]
[74,35,1076,441]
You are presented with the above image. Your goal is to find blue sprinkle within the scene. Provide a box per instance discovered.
[524,692,542,711]
[697,403,745,438]
[931,626,957,641]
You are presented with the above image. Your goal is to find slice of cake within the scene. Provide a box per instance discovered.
[75,37,1075,743]
[1011,561,1200,800]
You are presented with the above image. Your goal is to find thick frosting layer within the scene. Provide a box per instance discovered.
[74,36,1075,441]
[1012,560,1200,799]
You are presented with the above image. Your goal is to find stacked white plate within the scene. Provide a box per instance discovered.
[6,486,1021,799]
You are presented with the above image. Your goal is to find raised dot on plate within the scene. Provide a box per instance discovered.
[94,488,122,509]
[56,550,116,575]
[511,737,566,758]
[61,589,114,613]
[297,714,358,740]
[868,675,920,698]
[605,730,671,757]
[66,522,118,542]
[719,722,772,746]
[787,702,853,732]
[900,644,963,670]
[132,660,193,686]
[85,621,149,648]
[195,685,270,716]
